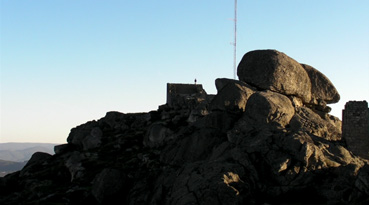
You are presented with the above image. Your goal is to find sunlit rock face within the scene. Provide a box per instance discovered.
[244,90,295,127]
[237,49,312,103]
[210,78,255,112]
[1,50,368,205]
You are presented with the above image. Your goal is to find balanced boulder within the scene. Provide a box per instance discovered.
[301,64,340,104]
[237,50,311,103]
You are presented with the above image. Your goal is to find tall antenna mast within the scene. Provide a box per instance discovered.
[233,0,237,79]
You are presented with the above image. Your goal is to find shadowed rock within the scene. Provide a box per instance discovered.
[20,152,52,177]
[290,107,342,141]
[211,78,255,112]
[92,168,127,204]
[144,122,173,148]
[301,63,340,104]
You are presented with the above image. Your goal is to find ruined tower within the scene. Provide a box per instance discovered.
[342,101,369,159]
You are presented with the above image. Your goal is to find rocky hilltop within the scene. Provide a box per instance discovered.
[1,50,368,204]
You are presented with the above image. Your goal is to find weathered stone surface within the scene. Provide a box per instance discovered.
[54,143,72,155]
[244,91,295,127]
[20,152,52,177]
[214,78,249,91]
[144,123,173,148]
[92,168,126,204]
[82,127,103,150]
[290,107,342,141]
[194,111,239,133]
[237,50,312,103]
[162,162,250,205]
[301,64,340,104]
[103,111,130,131]
[160,128,224,165]
[64,151,86,182]
[211,78,255,112]
[187,102,209,123]
[25,152,52,167]
[67,120,99,147]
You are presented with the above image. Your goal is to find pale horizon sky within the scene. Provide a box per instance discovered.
[1,0,369,143]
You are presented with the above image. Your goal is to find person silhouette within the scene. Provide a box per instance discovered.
[194,78,197,85]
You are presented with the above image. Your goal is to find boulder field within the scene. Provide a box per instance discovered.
[1,50,367,204]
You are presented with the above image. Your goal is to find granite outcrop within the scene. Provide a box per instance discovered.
[0,50,368,204]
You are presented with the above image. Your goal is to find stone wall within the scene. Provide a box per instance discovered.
[342,101,369,159]
[166,83,207,108]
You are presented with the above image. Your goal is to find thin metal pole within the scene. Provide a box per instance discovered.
[233,0,237,79]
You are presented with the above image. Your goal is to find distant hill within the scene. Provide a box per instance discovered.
[0,143,57,162]
[0,160,27,177]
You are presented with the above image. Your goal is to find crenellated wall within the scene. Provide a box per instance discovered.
[342,101,369,159]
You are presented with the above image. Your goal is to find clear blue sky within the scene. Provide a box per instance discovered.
[1,0,368,143]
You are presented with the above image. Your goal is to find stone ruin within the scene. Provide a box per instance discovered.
[343,101,369,159]
[166,83,208,108]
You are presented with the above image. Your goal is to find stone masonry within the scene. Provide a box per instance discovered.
[166,83,207,108]
[342,101,369,159]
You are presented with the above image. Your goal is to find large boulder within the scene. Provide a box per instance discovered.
[214,78,248,91]
[67,120,99,148]
[82,127,103,150]
[20,152,52,177]
[237,50,311,103]
[92,168,127,204]
[144,123,173,148]
[210,78,255,112]
[64,151,86,182]
[301,64,340,104]
[244,91,295,127]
